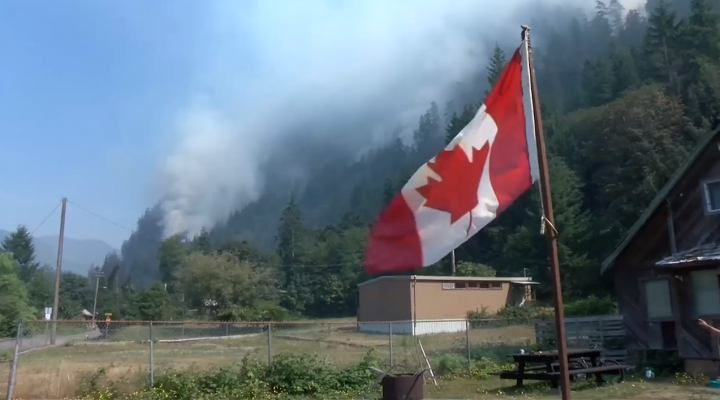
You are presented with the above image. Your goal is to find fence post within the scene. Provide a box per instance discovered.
[465,320,471,369]
[225,322,229,336]
[266,323,272,366]
[388,322,394,369]
[5,320,22,400]
[149,322,154,388]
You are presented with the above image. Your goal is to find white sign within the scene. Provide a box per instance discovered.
[44,307,52,321]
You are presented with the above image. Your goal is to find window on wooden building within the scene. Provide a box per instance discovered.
[692,269,720,316]
[702,180,720,213]
[441,281,503,290]
[644,279,673,319]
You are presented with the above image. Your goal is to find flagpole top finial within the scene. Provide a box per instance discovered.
[521,25,531,41]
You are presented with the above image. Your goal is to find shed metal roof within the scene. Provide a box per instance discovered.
[357,275,536,288]
[655,243,720,267]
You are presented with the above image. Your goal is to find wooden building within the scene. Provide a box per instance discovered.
[357,275,537,335]
[601,129,720,374]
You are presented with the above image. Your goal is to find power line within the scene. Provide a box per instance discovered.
[66,199,134,233]
[30,200,62,236]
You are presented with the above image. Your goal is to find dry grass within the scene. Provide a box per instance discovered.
[6,324,716,399]
[7,323,535,398]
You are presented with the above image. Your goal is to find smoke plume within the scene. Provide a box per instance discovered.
[157,0,606,237]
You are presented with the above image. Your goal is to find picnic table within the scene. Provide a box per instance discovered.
[493,348,630,389]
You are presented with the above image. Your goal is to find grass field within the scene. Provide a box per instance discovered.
[2,322,717,399]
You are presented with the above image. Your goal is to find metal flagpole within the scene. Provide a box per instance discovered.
[521,25,572,400]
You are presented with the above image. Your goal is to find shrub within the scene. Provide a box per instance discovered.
[433,353,516,380]
[216,303,291,322]
[127,350,380,399]
[466,307,491,324]
[495,305,553,322]
[434,354,468,377]
[564,296,617,316]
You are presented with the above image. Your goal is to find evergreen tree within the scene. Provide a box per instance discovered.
[382,177,395,206]
[582,59,615,106]
[587,1,614,57]
[445,105,477,145]
[129,283,172,320]
[1,225,39,282]
[412,102,443,159]
[58,272,94,319]
[502,156,593,297]
[608,0,625,36]
[276,193,304,267]
[643,1,683,93]
[620,10,647,47]
[25,267,53,311]
[192,228,213,255]
[610,44,640,97]
[681,0,720,64]
[486,44,507,90]
[158,234,190,290]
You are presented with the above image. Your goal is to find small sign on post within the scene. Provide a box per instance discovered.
[44,307,52,321]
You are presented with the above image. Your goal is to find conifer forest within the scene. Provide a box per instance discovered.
[3,0,720,330]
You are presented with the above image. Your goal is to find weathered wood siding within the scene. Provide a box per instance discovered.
[613,136,720,360]
[615,270,664,350]
[669,156,720,252]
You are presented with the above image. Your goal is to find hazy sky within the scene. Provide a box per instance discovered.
[0,0,645,248]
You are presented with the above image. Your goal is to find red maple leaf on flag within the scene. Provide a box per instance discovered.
[415,143,490,235]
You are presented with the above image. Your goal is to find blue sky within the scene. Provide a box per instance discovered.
[0,0,603,248]
[0,1,213,247]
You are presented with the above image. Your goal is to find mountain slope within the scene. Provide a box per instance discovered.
[0,229,117,275]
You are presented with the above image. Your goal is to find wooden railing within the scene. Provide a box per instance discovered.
[535,315,628,361]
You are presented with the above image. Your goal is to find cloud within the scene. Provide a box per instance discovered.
[156,0,613,237]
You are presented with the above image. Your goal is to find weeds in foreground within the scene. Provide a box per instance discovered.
[50,350,717,400]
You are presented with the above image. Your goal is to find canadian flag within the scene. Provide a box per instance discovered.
[363,40,539,274]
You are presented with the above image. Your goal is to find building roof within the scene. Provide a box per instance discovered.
[655,243,720,267]
[357,275,536,288]
[600,129,720,275]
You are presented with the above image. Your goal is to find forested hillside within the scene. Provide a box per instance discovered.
[4,0,719,325]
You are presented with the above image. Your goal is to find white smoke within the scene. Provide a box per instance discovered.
[157,0,622,237]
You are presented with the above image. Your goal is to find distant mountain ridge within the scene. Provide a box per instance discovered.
[0,229,117,275]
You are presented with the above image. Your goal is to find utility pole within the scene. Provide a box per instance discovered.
[450,249,456,276]
[92,270,105,326]
[50,197,67,345]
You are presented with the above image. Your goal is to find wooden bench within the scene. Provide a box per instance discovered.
[493,364,630,388]
[491,364,548,375]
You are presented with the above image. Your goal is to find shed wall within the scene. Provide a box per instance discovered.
[357,278,411,322]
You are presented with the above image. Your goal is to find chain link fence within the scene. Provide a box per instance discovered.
[0,318,554,399]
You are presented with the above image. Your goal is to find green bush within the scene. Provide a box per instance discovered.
[433,353,516,380]
[216,303,291,322]
[466,308,491,320]
[563,296,617,316]
[495,306,553,322]
[79,350,382,399]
